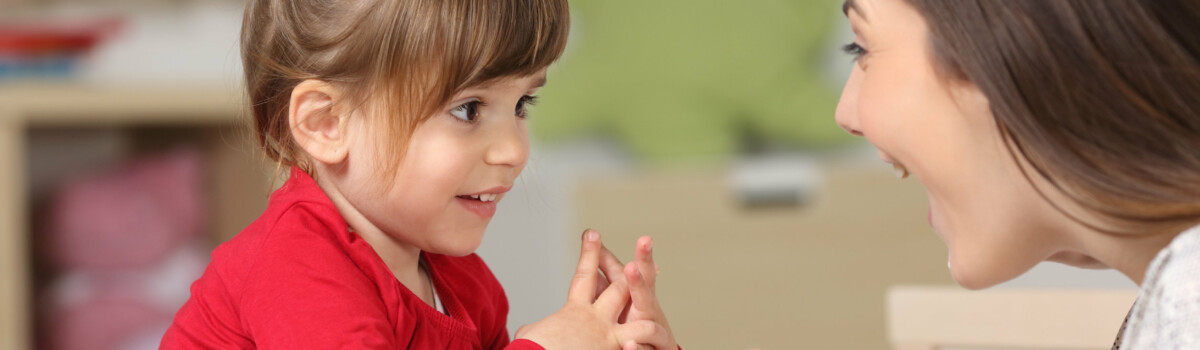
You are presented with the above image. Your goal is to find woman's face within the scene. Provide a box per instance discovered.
[835,0,1082,289]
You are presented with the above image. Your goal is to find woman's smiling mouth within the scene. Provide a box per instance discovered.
[879,151,910,179]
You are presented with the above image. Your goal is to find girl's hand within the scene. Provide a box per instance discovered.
[614,237,677,350]
[514,230,630,349]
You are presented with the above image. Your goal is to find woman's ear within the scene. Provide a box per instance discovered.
[289,79,351,165]
[953,81,993,121]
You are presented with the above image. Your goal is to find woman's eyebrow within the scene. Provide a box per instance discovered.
[843,0,868,22]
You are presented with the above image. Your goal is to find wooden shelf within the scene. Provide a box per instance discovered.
[0,82,268,350]
[0,82,245,125]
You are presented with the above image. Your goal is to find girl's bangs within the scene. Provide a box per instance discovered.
[459,0,570,87]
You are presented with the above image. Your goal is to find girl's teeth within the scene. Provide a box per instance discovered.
[463,194,499,202]
[893,163,910,179]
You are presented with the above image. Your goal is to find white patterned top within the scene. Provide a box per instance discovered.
[1115,224,1200,349]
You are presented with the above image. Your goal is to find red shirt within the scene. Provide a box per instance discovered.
[162,168,542,350]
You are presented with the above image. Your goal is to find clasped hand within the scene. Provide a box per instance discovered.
[516,230,677,350]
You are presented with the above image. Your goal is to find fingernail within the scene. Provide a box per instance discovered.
[645,239,653,253]
[586,231,600,242]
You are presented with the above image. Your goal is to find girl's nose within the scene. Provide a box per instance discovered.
[484,119,529,168]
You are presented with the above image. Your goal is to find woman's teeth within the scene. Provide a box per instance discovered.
[893,163,910,179]
[465,194,499,202]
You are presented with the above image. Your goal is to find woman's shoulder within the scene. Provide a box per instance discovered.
[1148,225,1200,289]
[1122,225,1200,348]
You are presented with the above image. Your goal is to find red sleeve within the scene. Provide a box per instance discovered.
[162,264,255,349]
[499,339,675,349]
[238,204,394,349]
[504,339,545,349]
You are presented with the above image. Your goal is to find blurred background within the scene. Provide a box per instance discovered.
[0,0,1136,349]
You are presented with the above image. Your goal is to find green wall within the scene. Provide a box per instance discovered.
[534,0,853,162]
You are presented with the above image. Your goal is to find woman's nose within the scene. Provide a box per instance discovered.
[835,69,864,137]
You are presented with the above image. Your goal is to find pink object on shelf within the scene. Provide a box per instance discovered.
[48,296,170,350]
[48,148,207,270]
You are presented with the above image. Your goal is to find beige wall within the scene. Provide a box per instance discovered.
[576,163,956,349]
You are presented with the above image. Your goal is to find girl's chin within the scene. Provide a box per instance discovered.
[426,233,486,257]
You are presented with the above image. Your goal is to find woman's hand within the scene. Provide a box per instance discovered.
[514,230,631,349]
[614,237,677,350]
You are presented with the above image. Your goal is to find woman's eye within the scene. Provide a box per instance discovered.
[450,100,481,122]
[842,42,868,62]
[515,95,538,119]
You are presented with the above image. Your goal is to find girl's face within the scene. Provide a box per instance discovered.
[339,72,544,257]
[835,0,1080,289]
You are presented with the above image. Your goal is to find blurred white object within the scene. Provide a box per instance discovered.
[730,154,822,208]
[79,2,244,86]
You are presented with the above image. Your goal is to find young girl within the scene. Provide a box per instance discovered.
[836,0,1199,347]
[161,0,677,349]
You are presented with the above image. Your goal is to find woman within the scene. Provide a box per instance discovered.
[834,0,1200,347]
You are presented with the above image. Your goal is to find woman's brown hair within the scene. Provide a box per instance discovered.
[901,0,1200,232]
[241,0,569,178]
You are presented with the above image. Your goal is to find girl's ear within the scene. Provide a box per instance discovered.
[289,79,351,165]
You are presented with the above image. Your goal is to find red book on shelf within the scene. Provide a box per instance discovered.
[0,17,123,55]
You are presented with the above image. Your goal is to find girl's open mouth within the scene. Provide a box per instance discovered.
[456,194,498,202]
[456,195,498,218]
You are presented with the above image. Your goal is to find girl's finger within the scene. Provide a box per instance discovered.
[615,320,671,350]
[593,272,630,322]
[595,244,625,301]
[566,230,603,303]
[600,244,628,285]
[593,272,610,302]
[635,236,657,289]
[625,261,658,315]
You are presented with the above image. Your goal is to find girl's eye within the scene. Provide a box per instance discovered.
[842,42,868,62]
[515,95,538,119]
[450,100,482,122]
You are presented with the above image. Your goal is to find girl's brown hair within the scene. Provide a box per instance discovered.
[241,0,569,178]
[900,0,1200,232]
